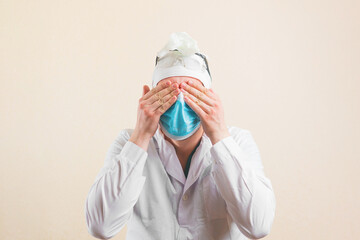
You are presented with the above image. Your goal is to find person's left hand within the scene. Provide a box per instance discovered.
[180,79,230,145]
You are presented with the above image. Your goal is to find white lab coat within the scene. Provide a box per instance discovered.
[85,126,276,240]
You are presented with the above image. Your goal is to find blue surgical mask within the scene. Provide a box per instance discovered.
[159,92,201,140]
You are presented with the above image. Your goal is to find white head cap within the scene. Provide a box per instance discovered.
[152,32,212,88]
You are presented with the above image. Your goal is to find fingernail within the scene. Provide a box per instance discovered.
[188,80,193,85]
[172,83,177,89]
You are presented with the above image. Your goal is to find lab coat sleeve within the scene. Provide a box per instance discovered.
[210,128,276,239]
[84,129,148,239]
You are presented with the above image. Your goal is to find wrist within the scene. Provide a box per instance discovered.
[129,129,152,151]
[208,129,230,145]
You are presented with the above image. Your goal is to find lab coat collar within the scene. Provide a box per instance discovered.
[152,126,213,192]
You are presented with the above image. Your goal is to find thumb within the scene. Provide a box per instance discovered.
[143,85,150,96]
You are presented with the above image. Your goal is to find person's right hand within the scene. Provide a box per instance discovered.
[129,80,180,150]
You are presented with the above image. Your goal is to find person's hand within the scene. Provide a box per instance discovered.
[180,80,230,145]
[130,80,180,150]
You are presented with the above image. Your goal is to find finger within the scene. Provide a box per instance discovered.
[142,85,150,96]
[146,83,179,105]
[143,80,171,100]
[180,82,214,106]
[154,94,178,115]
[149,88,180,111]
[183,94,206,118]
[208,88,218,98]
[183,91,212,114]
[186,79,217,100]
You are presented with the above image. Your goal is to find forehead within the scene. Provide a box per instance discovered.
[157,76,203,86]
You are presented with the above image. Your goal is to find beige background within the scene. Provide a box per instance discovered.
[1,0,359,239]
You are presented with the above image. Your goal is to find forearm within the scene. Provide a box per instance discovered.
[210,135,276,239]
[85,141,148,239]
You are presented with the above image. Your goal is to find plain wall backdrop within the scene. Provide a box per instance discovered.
[1,0,359,239]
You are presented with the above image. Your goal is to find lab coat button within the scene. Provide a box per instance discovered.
[182,194,188,201]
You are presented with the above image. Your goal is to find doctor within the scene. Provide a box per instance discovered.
[85,32,276,240]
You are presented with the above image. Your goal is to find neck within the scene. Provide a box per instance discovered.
[162,125,204,157]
